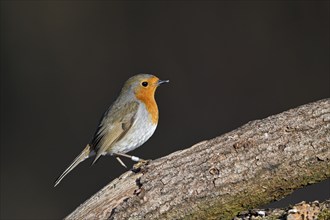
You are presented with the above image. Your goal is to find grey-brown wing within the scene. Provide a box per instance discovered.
[91,101,139,164]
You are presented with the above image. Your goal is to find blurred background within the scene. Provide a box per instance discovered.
[1,1,329,219]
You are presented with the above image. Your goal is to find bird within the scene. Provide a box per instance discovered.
[54,74,169,187]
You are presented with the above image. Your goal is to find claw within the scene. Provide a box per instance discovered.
[133,159,150,171]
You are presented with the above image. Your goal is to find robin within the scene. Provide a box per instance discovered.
[54,74,169,187]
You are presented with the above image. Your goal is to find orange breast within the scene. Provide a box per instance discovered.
[135,88,159,124]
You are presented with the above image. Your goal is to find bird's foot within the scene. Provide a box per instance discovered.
[132,159,151,172]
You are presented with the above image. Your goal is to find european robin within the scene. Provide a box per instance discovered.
[54,74,169,187]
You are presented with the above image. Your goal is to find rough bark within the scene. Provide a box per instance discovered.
[234,200,330,220]
[65,99,330,220]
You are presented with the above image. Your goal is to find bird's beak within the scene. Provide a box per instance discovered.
[157,79,170,86]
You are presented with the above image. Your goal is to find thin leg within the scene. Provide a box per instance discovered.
[116,157,127,168]
[113,152,144,162]
[113,152,150,170]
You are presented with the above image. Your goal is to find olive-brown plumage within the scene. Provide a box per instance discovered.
[54,74,168,187]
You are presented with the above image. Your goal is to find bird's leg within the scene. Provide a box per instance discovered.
[113,152,150,170]
[115,157,127,168]
[113,152,146,162]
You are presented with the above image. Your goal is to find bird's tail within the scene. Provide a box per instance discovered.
[54,144,92,187]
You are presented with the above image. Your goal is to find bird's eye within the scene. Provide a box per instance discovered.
[142,81,148,87]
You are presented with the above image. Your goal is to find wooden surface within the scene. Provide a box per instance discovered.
[65,99,330,220]
[233,200,330,220]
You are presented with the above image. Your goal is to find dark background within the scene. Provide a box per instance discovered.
[1,1,329,219]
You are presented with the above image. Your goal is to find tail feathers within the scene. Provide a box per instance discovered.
[92,151,103,165]
[54,144,91,187]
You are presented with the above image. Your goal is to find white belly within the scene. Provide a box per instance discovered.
[109,104,157,154]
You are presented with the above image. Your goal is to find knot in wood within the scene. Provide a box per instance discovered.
[209,167,219,175]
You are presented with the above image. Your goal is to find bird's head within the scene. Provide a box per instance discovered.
[122,74,169,100]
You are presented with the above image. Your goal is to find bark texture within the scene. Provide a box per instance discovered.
[234,200,330,220]
[66,99,330,220]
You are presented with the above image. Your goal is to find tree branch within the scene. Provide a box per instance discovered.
[65,99,330,220]
[234,200,330,220]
